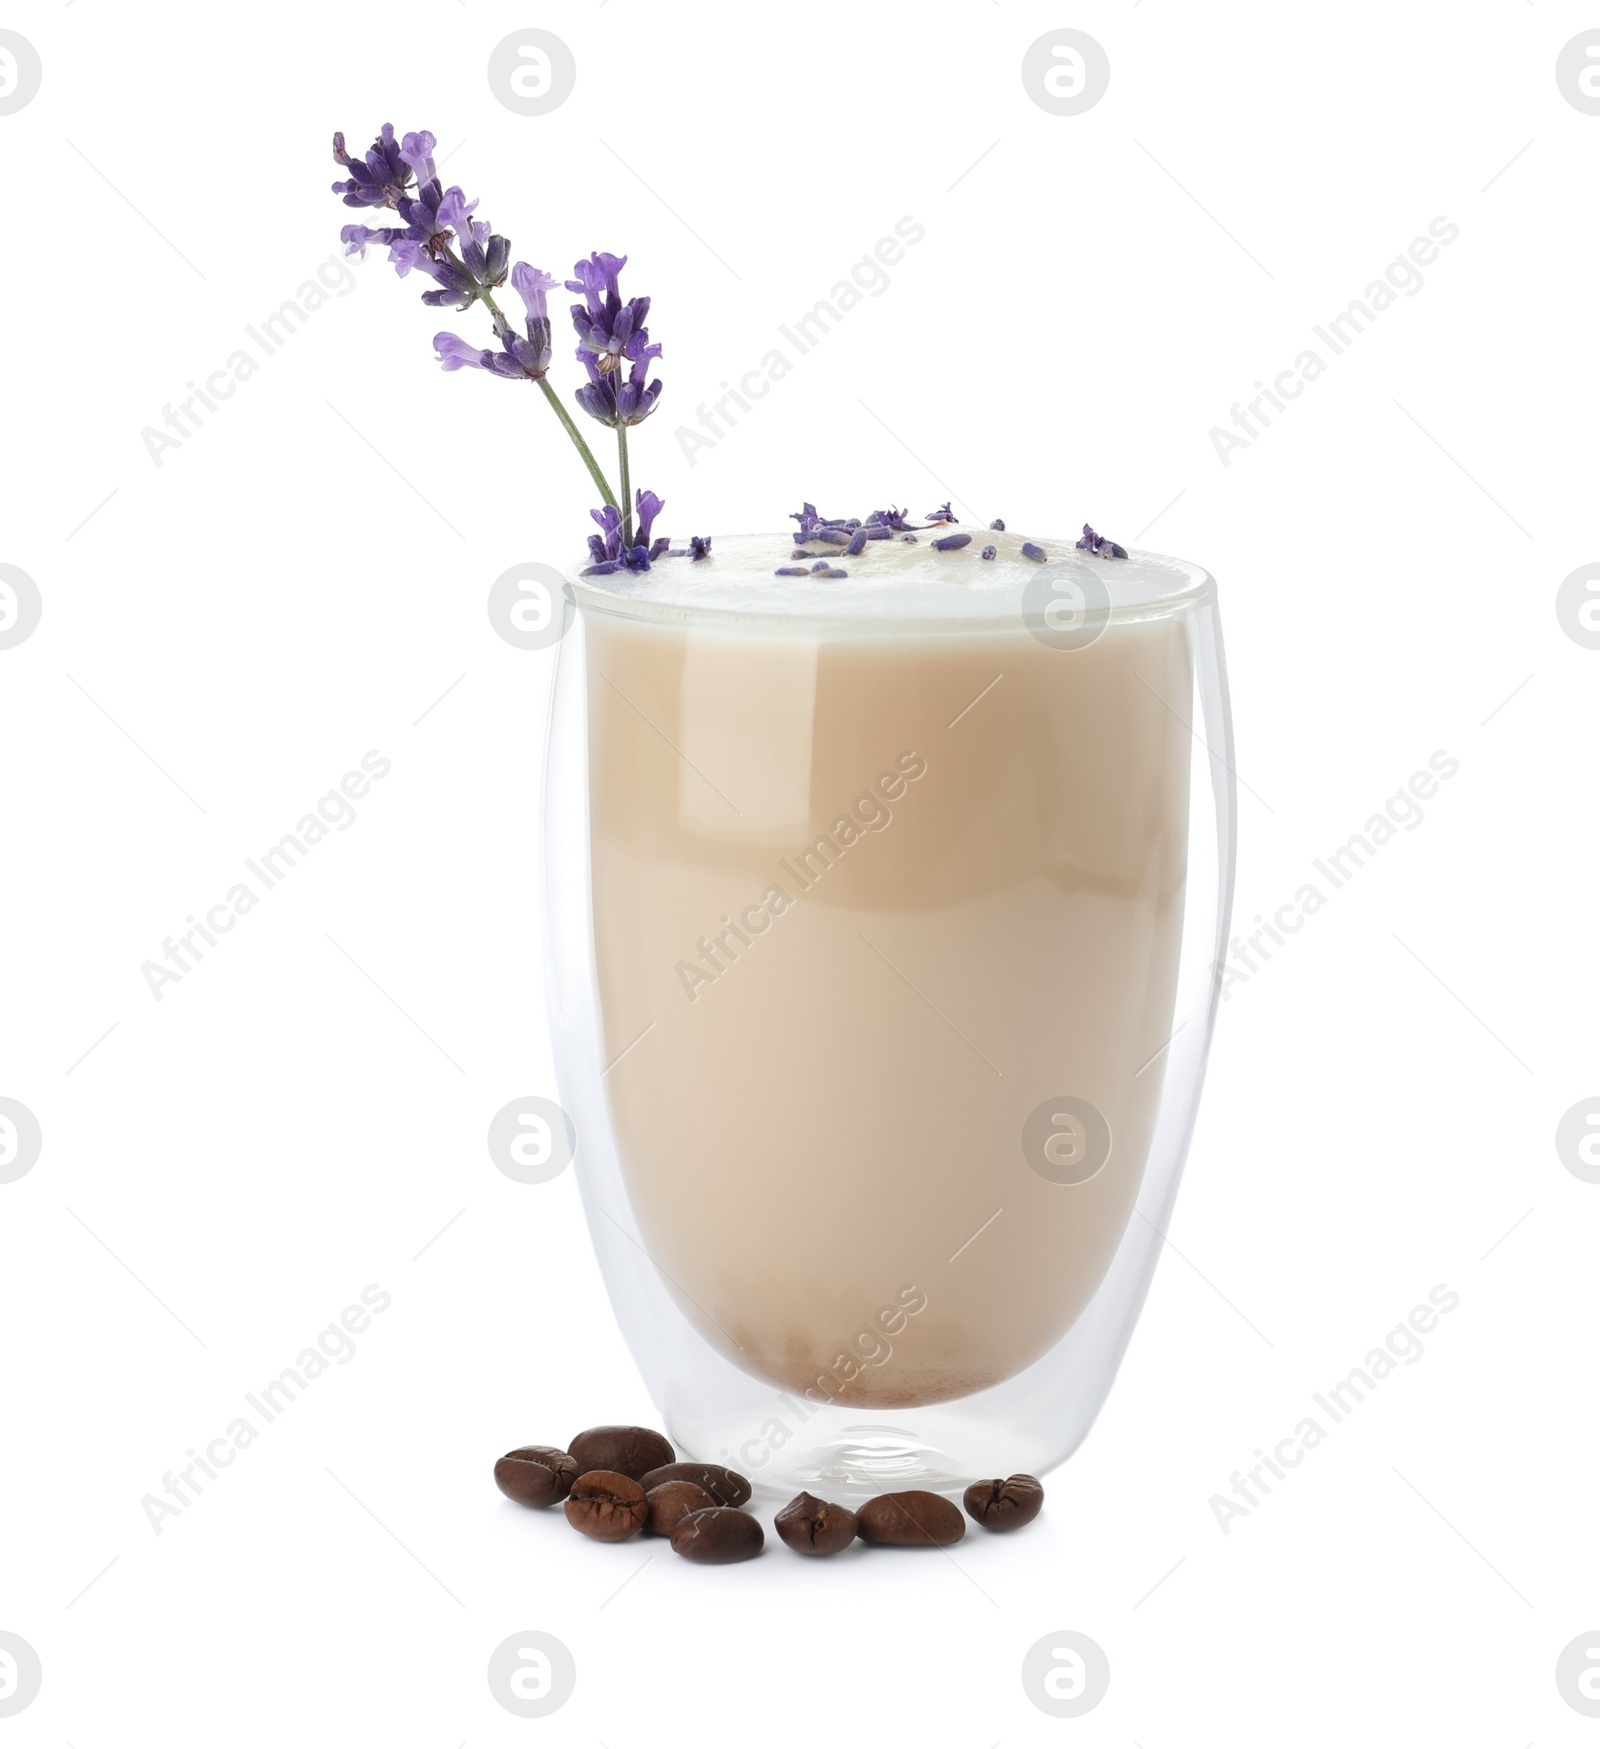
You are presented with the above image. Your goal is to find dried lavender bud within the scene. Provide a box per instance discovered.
[688,535,711,560]
[901,533,918,542]
[989,518,1006,531]
[981,545,997,560]
[1076,523,1129,559]
[775,565,811,576]
[844,528,868,556]
[1021,542,1046,562]
[926,502,956,523]
[789,503,855,540]
[932,533,971,552]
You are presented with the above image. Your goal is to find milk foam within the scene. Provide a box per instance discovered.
[570,529,1212,629]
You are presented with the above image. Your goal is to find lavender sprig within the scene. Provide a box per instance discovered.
[565,251,663,546]
[331,125,663,540]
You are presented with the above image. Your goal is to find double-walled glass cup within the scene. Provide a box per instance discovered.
[542,534,1235,1497]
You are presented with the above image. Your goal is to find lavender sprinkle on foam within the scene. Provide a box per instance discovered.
[1077,523,1129,559]
[1020,542,1046,562]
[981,545,997,560]
[932,533,971,551]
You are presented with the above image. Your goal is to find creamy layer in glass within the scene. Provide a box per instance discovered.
[574,529,1204,1408]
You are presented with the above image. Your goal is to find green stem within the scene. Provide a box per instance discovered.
[537,375,620,511]
[617,425,633,546]
[447,256,620,512]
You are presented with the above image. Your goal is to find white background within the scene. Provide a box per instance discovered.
[2,1,1597,1742]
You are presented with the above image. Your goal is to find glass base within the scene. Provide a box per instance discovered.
[663,1386,1098,1503]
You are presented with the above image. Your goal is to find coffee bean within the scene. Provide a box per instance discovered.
[670,1506,765,1564]
[494,1445,579,1509]
[564,1470,649,1542]
[856,1490,965,1546]
[774,1491,860,1556]
[638,1461,752,1508]
[567,1424,675,1480]
[645,1480,716,1537]
[963,1473,1045,1531]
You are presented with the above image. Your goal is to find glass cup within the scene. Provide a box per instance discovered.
[541,536,1235,1497]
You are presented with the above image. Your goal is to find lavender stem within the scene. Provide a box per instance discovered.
[617,425,633,546]
[458,257,619,513]
[538,375,620,511]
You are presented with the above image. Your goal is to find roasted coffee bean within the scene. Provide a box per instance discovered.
[644,1479,716,1537]
[774,1491,860,1556]
[567,1424,675,1480]
[564,1470,649,1542]
[670,1506,765,1564]
[638,1461,752,1508]
[856,1490,965,1546]
[963,1473,1045,1531]
[494,1445,579,1509]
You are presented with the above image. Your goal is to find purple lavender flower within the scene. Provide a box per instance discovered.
[689,535,712,561]
[633,489,666,552]
[331,125,414,209]
[431,263,555,380]
[410,220,510,310]
[989,518,1006,531]
[563,252,664,426]
[927,503,957,524]
[1076,523,1129,559]
[864,506,915,532]
[567,252,650,365]
[334,128,509,311]
[574,336,663,426]
[509,261,556,342]
[340,223,399,258]
[399,130,438,184]
[432,333,491,373]
[581,491,670,575]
